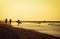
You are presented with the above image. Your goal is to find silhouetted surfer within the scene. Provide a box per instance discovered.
[9,19,12,24]
[5,18,8,24]
[16,20,21,25]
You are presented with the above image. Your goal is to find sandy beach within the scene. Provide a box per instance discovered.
[0,22,60,39]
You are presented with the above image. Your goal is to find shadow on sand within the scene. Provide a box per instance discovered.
[0,23,60,39]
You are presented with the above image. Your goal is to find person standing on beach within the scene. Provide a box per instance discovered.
[5,18,8,24]
[9,19,12,24]
[17,20,21,26]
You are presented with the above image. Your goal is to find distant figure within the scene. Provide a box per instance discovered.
[9,19,12,24]
[5,18,8,24]
[16,20,21,25]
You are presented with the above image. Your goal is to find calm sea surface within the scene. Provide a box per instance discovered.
[11,22,60,37]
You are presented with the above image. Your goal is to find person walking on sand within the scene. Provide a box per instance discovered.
[17,20,21,26]
[9,19,12,24]
[5,18,8,24]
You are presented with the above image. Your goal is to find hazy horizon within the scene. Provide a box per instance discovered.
[0,0,60,21]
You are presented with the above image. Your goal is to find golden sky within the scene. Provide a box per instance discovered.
[0,0,60,21]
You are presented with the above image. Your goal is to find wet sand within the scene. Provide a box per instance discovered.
[0,23,60,39]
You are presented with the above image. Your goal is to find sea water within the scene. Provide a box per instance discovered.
[11,22,60,37]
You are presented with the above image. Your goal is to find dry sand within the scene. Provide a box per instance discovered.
[0,23,60,39]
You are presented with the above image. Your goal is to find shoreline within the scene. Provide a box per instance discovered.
[0,23,60,39]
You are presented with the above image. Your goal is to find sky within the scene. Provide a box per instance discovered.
[0,0,60,21]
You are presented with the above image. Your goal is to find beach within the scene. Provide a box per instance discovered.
[0,21,60,39]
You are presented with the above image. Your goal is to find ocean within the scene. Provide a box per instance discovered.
[11,22,60,37]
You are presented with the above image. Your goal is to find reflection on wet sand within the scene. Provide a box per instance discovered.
[0,22,60,39]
